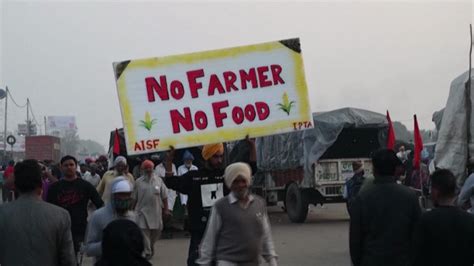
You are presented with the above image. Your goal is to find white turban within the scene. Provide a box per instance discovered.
[224,162,252,188]
[114,156,127,166]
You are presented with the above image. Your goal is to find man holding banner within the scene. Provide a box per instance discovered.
[164,139,256,266]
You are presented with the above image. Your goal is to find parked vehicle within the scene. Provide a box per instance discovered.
[252,108,388,222]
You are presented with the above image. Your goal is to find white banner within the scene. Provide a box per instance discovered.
[114,38,313,155]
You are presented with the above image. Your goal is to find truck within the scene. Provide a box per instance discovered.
[25,135,61,162]
[252,107,388,223]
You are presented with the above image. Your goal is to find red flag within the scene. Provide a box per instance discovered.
[113,128,120,155]
[386,111,396,150]
[413,115,423,169]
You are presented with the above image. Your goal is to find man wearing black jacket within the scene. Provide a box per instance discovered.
[412,169,474,266]
[350,149,421,266]
[164,138,256,266]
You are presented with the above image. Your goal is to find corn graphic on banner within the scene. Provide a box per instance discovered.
[113,38,313,155]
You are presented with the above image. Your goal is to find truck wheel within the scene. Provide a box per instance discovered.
[285,183,309,223]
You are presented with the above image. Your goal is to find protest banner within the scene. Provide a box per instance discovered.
[113,38,313,155]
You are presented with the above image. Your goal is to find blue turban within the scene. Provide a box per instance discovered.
[182,150,194,161]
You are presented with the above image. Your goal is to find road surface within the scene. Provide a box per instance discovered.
[83,203,351,266]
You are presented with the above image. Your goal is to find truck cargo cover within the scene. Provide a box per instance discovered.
[257,107,387,186]
[434,69,474,184]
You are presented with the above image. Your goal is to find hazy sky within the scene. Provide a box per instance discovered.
[1,0,472,147]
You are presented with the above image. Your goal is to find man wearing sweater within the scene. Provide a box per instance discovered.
[197,162,278,266]
[165,139,257,266]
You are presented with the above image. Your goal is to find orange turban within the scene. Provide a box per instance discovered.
[201,143,224,160]
[141,160,154,169]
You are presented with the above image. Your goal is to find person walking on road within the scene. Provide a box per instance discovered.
[0,159,76,266]
[47,155,104,257]
[343,161,365,215]
[164,138,257,266]
[84,163,101,188]
[350,149,421,266]
[84,177,136,261]
[155,150,178,239]
[97,156,135,204]
[177,150,199,208]
[2,160,15,202]
[95,219,151,266]
[133,160,171,259]
[198,162,278,266]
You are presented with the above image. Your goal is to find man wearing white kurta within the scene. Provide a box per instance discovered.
[155,153,177,209]
[134,160,170,259]
[177,150,199,206]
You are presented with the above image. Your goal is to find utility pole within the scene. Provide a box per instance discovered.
[44,116,47,135]
[26,98,30,136]
[3,86,8,159]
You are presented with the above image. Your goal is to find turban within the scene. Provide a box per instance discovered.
[182,150,195,161]
[141,160,154,169]
[114,156,127,166]
[224,162,251,188]
[201,143,224,161]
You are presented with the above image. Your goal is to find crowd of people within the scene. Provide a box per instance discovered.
[0,137,279,266]
[0,142,473,266]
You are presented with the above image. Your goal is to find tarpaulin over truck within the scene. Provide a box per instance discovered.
[256,107,388,187]
[433,69,474,184]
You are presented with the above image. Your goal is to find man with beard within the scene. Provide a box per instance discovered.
[133,160,171,259]
[84,177,136,261]
[197,162,278,266]
[177,150,199,207]
[164,138,256,266]
[97,156,135,204]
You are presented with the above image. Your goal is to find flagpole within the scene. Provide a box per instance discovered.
[467,24,472,169]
